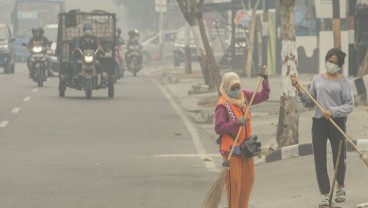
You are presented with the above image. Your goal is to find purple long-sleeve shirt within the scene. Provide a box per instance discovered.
[215,80,270,136]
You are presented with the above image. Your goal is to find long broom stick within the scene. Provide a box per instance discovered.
[296,82,368,167]
[328,140,343,207]
[202,77,264,208]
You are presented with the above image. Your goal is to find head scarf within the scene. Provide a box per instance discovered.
[219,72,245,107]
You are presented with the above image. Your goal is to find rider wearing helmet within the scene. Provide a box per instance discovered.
[27,25,54,77]
[75,24,102,51]
[73,23,103,78]
[134,29,139,39]
[126,30,138,46]
[126,29,142,69]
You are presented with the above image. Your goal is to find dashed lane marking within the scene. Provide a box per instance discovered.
[23,96,31,102]
[32,88,39,92]
[11,108,21,114]
[0,121,9,128]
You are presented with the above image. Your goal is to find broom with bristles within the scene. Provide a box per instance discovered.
[296,81,368,167]
[202,76,264,208]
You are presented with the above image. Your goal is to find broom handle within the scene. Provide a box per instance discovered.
[296,82,366,157]
[329,140,343,205]
[227,77,264,161]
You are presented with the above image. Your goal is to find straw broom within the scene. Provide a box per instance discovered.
[296,82,368,167]
[202,77,264,208]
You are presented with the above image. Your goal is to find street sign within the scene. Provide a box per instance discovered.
[155,0,167,13]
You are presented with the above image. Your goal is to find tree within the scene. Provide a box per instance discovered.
[177,0,221,90]
[184,23,193,74]
[357,0,368,76]
[276,0,299,148]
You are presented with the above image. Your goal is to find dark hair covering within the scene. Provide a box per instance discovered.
[325,48,347,67]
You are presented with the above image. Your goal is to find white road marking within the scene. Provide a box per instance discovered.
[32,88,39,92]
[149,76,218,172]
[11,108,21,114]
[357,202,368,208]
[0,121,9,128]
[23,96,31,102]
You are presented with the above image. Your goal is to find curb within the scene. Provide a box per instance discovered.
[255,139,368,165]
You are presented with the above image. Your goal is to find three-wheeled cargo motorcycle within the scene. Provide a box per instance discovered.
[57,10,116,99]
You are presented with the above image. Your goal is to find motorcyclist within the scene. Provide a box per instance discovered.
[73,23,104,77]
[115,28,125,78]
[126,30,141,48]
[126,30,142,69]
[115,28,124,46]
[27,25,54,77]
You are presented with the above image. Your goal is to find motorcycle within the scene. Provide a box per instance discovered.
[65,48,110,99]
[23,43,48,87]
[125,44,142,76]
[58,11,116,99]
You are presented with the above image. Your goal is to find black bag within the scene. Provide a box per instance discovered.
[240,135,262,159]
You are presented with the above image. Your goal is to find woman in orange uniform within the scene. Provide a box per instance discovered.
[215,70,270,208]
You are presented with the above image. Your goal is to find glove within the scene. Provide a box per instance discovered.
[258,65,268,80]
[237,117,248,126]
[222,160,230,168]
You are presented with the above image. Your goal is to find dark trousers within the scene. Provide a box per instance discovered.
[312,117,347,195]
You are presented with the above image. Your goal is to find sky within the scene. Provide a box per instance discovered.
[0,0,127,31]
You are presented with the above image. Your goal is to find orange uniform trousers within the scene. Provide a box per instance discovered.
[223,155,255,208]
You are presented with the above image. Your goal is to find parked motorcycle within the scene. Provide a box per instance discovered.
[23,43,48,87]
[125,44,142,76]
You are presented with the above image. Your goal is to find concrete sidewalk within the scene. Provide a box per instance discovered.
[149,66,368,148]
[145,65,368,208]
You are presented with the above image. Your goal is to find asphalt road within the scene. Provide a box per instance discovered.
[1,64,367,208]
[0,64,214,208]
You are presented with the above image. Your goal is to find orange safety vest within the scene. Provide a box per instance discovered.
[216,92,252,153]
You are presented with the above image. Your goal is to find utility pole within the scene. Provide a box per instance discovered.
[349,0,357,76]
[160,7,165,68]
[262,0,269,67]
[156,0,167,68]
[332,0,341,48]
[184,22,192,73]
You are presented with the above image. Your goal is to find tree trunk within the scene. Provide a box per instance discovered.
[196,2,222,91]
[245,4,258,77]
[184,23,192,74]
[191,24,212,87]
[357,0,368,76]
[276,0,299,148]
[358,46,368,76]
[177,0,211,86]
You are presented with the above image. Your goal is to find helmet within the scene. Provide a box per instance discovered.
[83,23,93,31]
[32,25,44,36]
[134,29,139,37]
[128,30,135,37]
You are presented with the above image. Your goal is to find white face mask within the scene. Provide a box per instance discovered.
[325,62,340,74]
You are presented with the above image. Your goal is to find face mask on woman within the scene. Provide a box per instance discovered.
[325,62,340,74]
[226,89,241,98]
[84,29,92,36]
